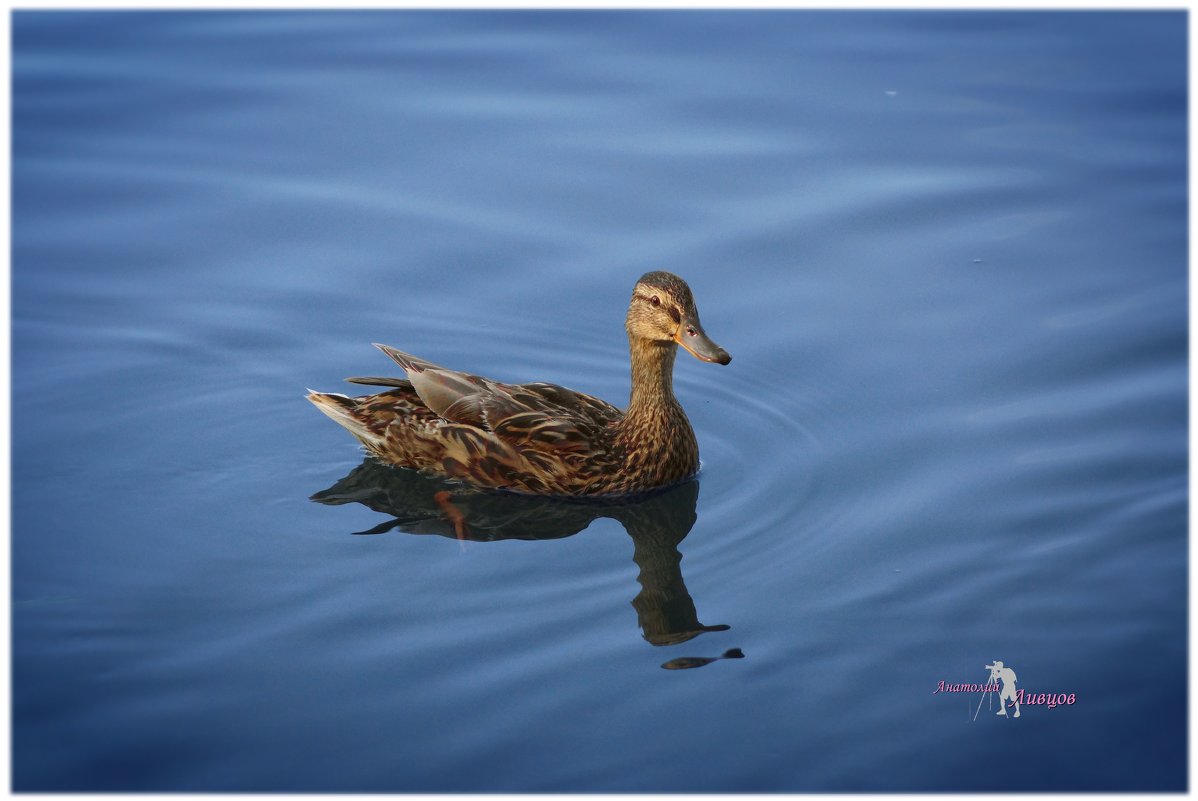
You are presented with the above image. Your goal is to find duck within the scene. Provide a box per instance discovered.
[307,271,731,496]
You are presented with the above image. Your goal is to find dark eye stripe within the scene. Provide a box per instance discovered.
[634,291,682,323]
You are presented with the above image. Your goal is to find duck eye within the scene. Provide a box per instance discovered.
[687,326,697,336]
[650,296,660,306]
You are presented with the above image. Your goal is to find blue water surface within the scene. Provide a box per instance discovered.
[12,10,1187,792]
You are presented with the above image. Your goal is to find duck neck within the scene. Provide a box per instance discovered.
[610,334,700,492]
[626,337,681,420]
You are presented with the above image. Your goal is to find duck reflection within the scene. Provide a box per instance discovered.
[311,459,729,647]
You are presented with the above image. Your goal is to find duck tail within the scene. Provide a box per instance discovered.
[306,390,385,450]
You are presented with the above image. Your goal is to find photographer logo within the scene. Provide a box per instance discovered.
[933,660,1077,721]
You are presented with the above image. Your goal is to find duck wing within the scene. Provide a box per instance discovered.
[374,343,620,454]
[344,376,411,388]
[373,343,502,427]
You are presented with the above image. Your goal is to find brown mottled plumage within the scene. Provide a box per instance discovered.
[308,271,731,496]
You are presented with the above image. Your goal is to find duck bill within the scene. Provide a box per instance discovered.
[676,323,732,365]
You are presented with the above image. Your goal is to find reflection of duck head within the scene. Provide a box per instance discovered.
[311,459,728,645]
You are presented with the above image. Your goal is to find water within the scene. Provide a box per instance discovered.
[12,10,1186,792]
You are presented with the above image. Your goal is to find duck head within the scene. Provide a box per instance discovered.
[626,271,731,365]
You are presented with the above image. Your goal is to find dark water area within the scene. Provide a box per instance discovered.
[12,10,1187,792]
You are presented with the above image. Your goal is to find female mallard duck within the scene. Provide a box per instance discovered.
[308,271,731,496]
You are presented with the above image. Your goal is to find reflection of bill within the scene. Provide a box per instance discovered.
[985,661,1021,719]
[661,648,744,670]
